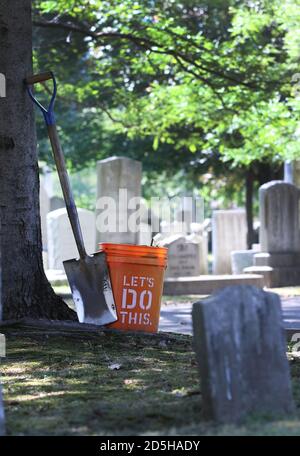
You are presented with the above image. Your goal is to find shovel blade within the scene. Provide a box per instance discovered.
[63,252,117,326]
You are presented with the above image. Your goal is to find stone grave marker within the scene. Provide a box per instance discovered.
[50,196,65,212]
[192,285,294,423]
[96,156,142,245]
[212,209,247,274]
[231,249,256,275]
[259,181,300,253]
[245,181,300,286]
[47,208,96,270]
[284,160,300,188]
[161,234,208,277]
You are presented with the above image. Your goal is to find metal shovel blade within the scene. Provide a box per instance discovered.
[63,252,117,326]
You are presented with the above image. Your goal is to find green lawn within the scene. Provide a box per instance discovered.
[1,323,300,436]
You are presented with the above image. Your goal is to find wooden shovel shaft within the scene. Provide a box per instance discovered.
[47,124,87,259]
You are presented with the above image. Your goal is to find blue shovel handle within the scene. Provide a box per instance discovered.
[25,71,87,259]
[25,71,57,126]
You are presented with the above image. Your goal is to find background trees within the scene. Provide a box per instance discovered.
[32,0,300,244]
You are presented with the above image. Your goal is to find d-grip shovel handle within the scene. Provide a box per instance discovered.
[25,71,57,126]
[25,72,87,260]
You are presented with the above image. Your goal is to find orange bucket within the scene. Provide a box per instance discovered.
[98,243,168,333]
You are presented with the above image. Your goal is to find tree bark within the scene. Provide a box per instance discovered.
[0,1,75,320]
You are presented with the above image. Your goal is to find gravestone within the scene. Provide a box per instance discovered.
[231,249,256,275]
[161,234,208,277]
[259,181,300,253]
[284,160,300,188]
[47,208,96,270]
[212,209,247,274]
[192,285,294,423]
[96,156,142,245]
[245,181,300,286]
[50,196,65,212]
[39,178,51,251]
[139,200,160,239]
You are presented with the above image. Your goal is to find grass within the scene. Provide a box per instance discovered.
[1,325,300,436]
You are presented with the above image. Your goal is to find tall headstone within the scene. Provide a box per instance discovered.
[212,209,247,274]
[231,250,256,275]
[138,223,152,246]
[96,156,142,245]
[260,181,300,253]
[47,208,96,270]
[284,160,300,188]
[192,286,294,423]
[245,181,300,286]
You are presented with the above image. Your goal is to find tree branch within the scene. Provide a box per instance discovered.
[33,18,262,90]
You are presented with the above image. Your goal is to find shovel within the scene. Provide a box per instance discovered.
[25,72,117,326]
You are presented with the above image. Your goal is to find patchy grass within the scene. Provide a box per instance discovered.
[1,327,200,436]
[1,325,300,436]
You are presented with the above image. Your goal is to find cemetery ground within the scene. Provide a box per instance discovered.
[1,288,300,436]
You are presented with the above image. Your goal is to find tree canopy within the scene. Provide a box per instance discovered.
[29,0,300,215]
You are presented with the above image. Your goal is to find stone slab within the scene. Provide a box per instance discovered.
[245,265,300,288]
[212,209,247,274]
[96,156,142,245]
[254,252,300,267]
[163,274,264,296]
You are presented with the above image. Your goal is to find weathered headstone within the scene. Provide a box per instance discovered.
[212,209,247,274]
[47,208,96,270]
[161,234,208,277]
[96,156,142,245]
[192,285,294,423]
[260,181,300,253]
[245,181,300,286]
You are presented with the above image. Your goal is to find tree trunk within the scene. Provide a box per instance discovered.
[245,167,255,250]
[0,1,75,320]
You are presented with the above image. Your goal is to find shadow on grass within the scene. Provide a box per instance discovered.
[1,329,201,435]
